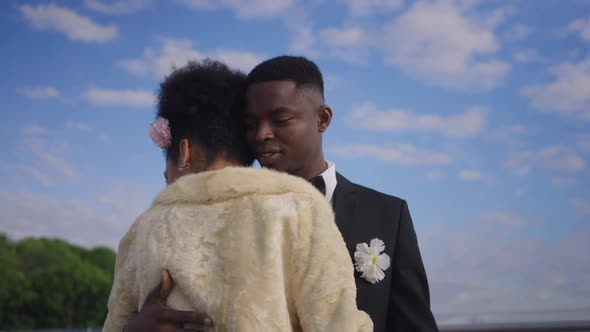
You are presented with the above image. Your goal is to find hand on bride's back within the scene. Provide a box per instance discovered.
[124,269,214,332]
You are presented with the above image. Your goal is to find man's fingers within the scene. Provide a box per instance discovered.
[159,269,174,303]
[141,269,174,308]
[160,308,213,327]
[174,326,212,332]
[142,279,163,307]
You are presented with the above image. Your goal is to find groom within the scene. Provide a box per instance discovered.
[125,56,438,332]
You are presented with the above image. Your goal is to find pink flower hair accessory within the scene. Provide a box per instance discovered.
[149,117,172,149]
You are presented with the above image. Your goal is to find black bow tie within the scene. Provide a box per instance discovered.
[309,175,326,196]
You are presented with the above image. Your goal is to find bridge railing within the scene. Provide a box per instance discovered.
[439,320,590,332]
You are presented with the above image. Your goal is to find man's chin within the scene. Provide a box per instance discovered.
[257,152,281,167]
[259,160,288,173]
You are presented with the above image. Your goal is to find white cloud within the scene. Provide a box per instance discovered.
[99,133,111,143]
[179,0,293,19]
[505,145,586,173]
[0,162,55,187]
[576,134,590,152]
[349,103,488,138]
[5,121,106,187]
[214,49,265,72]
[424,170,445,181]
[324,74,347,92]
[19,86,60,99]
[65,120,110,143]
[19,4,118,43]
[332,143,452,166]
[84,88,155,107]
[513,48,542,63]
[319,26,371,63]
[423,218,590,318]
[489,124,529,142]
[120,38,262,77]
[569,16,590,42]
[456,168,494,184]
[274,7,319,58]
[66,121,92,132]
[504,23,533,41]
[522,57,590,120]
[15,125,79,185]
[22,123,48,136]
[85,0,152,15]
[289,25,317,56]
[382,0,510,90]
[2,124,154,247]
[320,26,368,48]
[346,0,404,16]
[36,150,78,180]
[477,211,525,227]
[539,146,586,171]
[0,182,150,249]
[0,127,153,248]
[572,198,590,216]
[551,177,575,188]
[0,128,156,247]
[457,169,482,182]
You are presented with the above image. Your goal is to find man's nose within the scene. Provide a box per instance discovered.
[255,121,274,142]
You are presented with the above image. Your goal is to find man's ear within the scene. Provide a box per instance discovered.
[317,105,333,132]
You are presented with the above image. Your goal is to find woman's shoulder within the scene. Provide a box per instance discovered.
[167,167,322,199]
[217,167,319,194]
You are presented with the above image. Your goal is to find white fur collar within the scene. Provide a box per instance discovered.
[153,167,321,206]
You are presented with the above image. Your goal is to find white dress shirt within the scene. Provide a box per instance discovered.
[318,161,337,205]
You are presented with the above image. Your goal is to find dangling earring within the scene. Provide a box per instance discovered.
[177,163,190,171]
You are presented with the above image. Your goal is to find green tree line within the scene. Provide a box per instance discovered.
[0,233,116,329]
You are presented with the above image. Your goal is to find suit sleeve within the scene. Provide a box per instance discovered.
[292,194,373,332]
[386,199,438,331]
[102,223,140,332]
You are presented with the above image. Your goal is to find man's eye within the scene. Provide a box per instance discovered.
[273,118,292,125]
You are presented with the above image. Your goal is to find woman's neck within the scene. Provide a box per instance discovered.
[204,157,241,171]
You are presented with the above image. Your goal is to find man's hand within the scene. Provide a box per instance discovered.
[124,269,214,332]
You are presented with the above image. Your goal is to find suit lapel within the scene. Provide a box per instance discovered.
[332,172,360,255]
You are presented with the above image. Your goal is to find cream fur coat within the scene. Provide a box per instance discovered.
[102,167,372,332]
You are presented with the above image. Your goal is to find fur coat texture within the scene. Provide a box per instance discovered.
[102,167,372,332]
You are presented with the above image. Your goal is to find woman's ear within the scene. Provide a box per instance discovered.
[178,138,191,168]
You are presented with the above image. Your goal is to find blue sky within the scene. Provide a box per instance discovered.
[1,0,589,324]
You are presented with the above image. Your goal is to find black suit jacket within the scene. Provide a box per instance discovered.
[332,172,438,332]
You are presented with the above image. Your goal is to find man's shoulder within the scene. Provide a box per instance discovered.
[336,172,404,205]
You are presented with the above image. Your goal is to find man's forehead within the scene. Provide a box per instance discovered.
[247,80,322,102]
[246,80,297,96]
[246,82,299,109]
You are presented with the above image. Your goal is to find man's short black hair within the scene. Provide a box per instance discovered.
[246,55,324,97]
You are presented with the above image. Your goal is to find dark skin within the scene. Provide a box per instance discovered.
[124,80,332,330]
[245,80,332,181]
[124,270,213,332]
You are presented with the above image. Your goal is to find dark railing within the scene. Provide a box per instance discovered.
[439,320,590,332]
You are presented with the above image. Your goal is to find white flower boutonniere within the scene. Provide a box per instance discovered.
[354,238,391,284]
